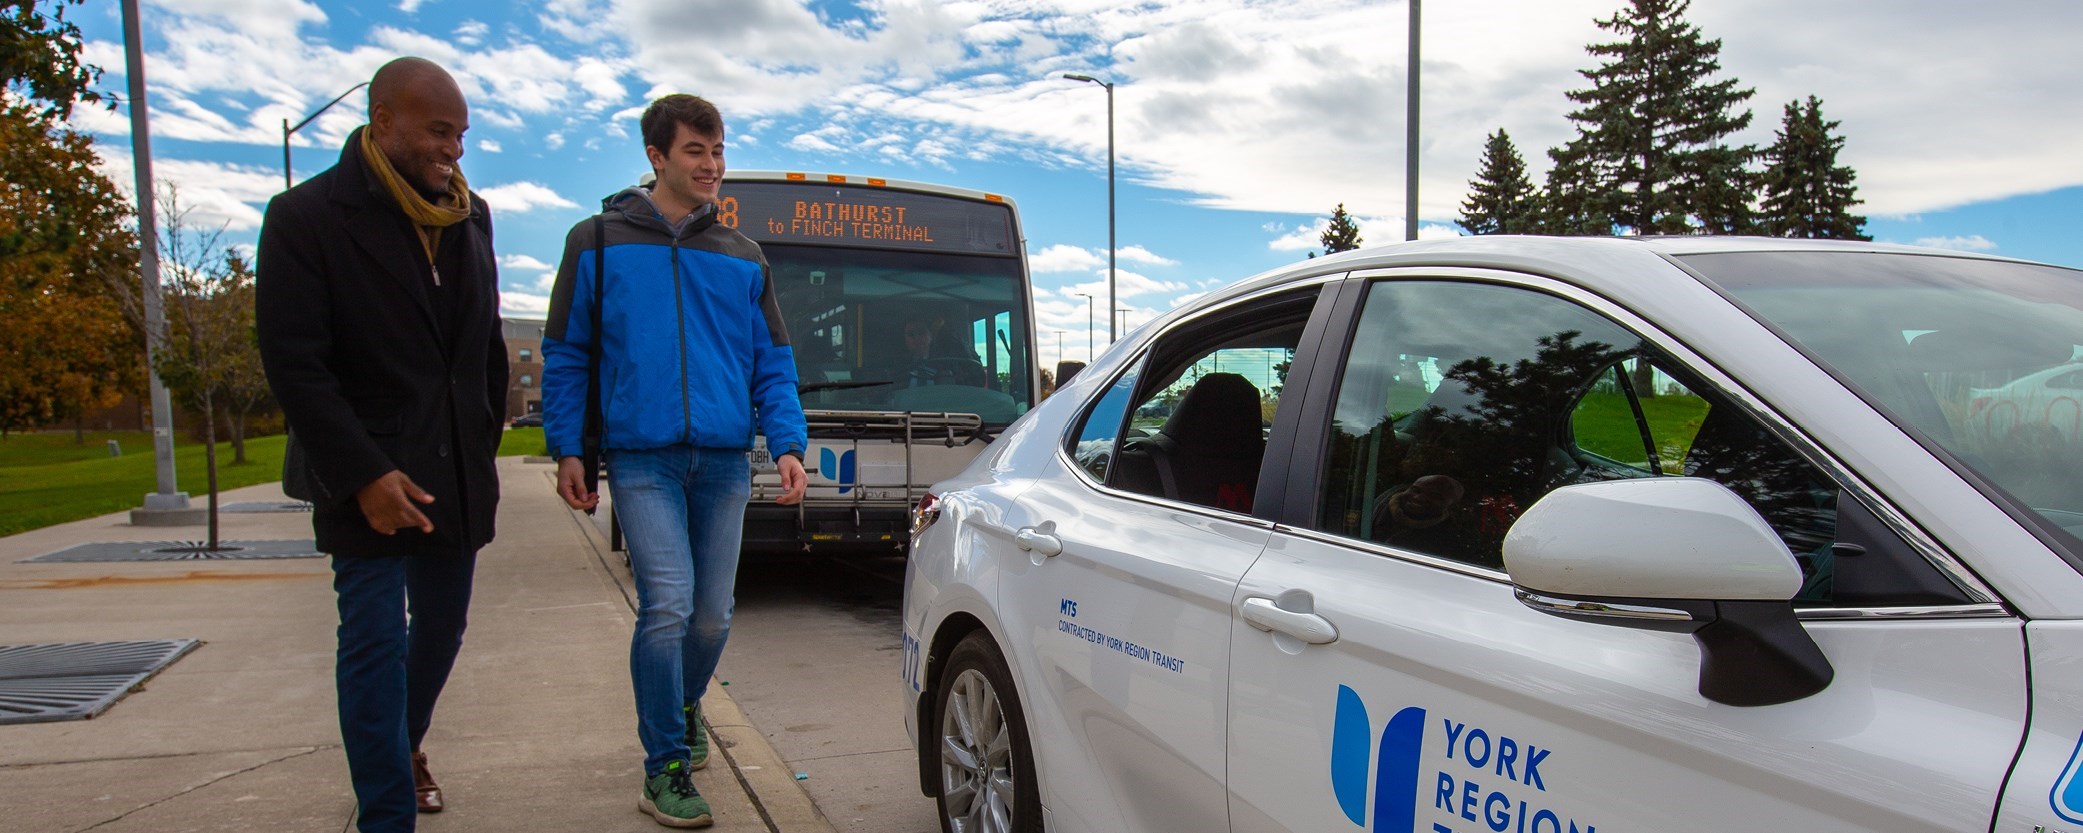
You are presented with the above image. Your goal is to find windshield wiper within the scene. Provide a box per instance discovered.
[800,379,895,393]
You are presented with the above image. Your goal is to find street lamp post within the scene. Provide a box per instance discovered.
[1406,0,1421,242]
[120,0,201,525]
[1115,307,1129,335]
[283,82,370,190]
[1075,292,1095,362]
[1064,73,1116,344]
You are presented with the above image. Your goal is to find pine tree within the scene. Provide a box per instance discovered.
[1320,203,1363,253]
[1547,0,1756,235]
[1459,129,1541,235]
[1758,96,1869,240]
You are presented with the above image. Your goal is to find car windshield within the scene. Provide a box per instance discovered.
[1683,250,2083,553]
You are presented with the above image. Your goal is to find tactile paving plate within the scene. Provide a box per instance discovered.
[22,539,323,563]
[0,640,200,724]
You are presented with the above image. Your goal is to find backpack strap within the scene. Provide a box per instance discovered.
[579,214,606,511]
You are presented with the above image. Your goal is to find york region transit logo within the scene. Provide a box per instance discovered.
[1329,685,1596,833]
[817,447,857,494]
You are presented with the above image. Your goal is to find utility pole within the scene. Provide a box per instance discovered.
[122,0,200,526]
[1405,0,1421,242]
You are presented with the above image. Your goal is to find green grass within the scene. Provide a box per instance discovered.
[1570,391,1712,470]
[0,427,549,537]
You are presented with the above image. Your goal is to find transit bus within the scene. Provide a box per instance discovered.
[719,171,1038,553]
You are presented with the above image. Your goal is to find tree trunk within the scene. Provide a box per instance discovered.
[203,392,220,550]
[229,404,248,464]
[1630,360,1659,399]
[74,415,85,444]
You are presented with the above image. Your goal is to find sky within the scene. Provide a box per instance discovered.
[66,0,2083,373]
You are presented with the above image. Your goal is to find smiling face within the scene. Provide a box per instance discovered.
[646,121,725,219]
[369,73,469,196]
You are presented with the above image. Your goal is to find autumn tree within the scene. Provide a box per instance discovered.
[0,101,141,436]
[2,0,106,119]
[1459,129,1541,235]
[1320,203,1363,253]
[1758,96,1869,240]
[1547,0,1757,235]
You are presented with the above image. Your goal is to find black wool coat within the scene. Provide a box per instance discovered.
[256,128,507,557]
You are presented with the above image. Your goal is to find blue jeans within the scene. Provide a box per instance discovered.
[331,551,476,833]
[607,445,750,775]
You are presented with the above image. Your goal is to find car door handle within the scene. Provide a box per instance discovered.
[1240,597,1338,644]
[1014,527,1062,556]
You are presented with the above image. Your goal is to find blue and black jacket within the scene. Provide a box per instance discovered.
[541,186,807,462]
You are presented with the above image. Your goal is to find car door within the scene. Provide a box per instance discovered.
[994,287,1325,833]
[1226,274,2027,832]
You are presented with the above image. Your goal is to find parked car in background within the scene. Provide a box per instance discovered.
[901,236,2083,833]
[509,412,542,428]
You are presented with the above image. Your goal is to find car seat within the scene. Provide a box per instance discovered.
[1119,373,1266,512]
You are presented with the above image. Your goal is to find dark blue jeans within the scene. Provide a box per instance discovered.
[331,551,476,833]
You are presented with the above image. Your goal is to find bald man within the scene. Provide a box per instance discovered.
[258,56,505,833]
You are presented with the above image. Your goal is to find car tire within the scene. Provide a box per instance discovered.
[932,632,1042,833]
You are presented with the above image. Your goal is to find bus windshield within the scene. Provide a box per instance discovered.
[720,175,1036,426]
[769,245,1032,424]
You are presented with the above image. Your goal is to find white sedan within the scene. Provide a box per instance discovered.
[900,236,2083,833]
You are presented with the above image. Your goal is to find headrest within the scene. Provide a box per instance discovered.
[1162,372,1265,450]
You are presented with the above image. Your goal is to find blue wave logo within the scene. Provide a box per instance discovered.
[818,447,857,494]
[2053,731,2083,823]
[1332,685,1425,831]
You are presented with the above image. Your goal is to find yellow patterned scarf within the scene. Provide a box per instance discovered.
[359,126,471,267]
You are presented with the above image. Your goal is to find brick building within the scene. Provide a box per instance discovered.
[504,317,545,419]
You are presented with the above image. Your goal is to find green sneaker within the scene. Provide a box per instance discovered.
[639,759,712,828]
[683,703,710,770]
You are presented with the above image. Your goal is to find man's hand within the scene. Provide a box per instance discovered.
[776,453,808,506]
[356,470,435,535]
[556,456,600,511]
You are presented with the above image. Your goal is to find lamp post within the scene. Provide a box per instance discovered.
[1115,307,1130,335]
[121,0,198,525]
[1075,292,1095,362]
[1405,0,1421,242]
[1054,330,1065,364]
[283,82,370,189]
[1064,73,1116,344]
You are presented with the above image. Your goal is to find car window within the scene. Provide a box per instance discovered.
[1067,363,1140,482]
[1073,294,1312,514]
[1311,280,1971,607]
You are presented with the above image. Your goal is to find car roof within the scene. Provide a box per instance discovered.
[1194,235,2043,315]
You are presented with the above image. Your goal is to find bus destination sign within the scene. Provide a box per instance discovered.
[717,181,1016,256]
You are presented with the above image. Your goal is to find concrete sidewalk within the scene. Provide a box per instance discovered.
[0,456,833,833]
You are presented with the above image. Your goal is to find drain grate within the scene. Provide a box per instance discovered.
[23,539,323,563]
[0,640,200,724]
[221,501,314,514]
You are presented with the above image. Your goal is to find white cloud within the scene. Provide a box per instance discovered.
[1915,234,1998,252]
[397,0,429,13]
[1029,244,1103,273]
[502,291,552,316]
[501,254,554,271]
[456,20,489,45]
[478,182,578,212]
[93,147,282,232]
[1117,245,1176,266]
[479,139,503,153]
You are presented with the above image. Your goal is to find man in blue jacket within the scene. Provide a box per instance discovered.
[540,94,808,828]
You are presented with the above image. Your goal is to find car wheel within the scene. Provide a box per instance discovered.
[933,632,1041,833]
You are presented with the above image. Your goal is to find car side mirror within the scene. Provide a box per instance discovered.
[1502,478,1833,707]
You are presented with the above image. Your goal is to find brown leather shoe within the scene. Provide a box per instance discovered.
[411,750,445,813]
